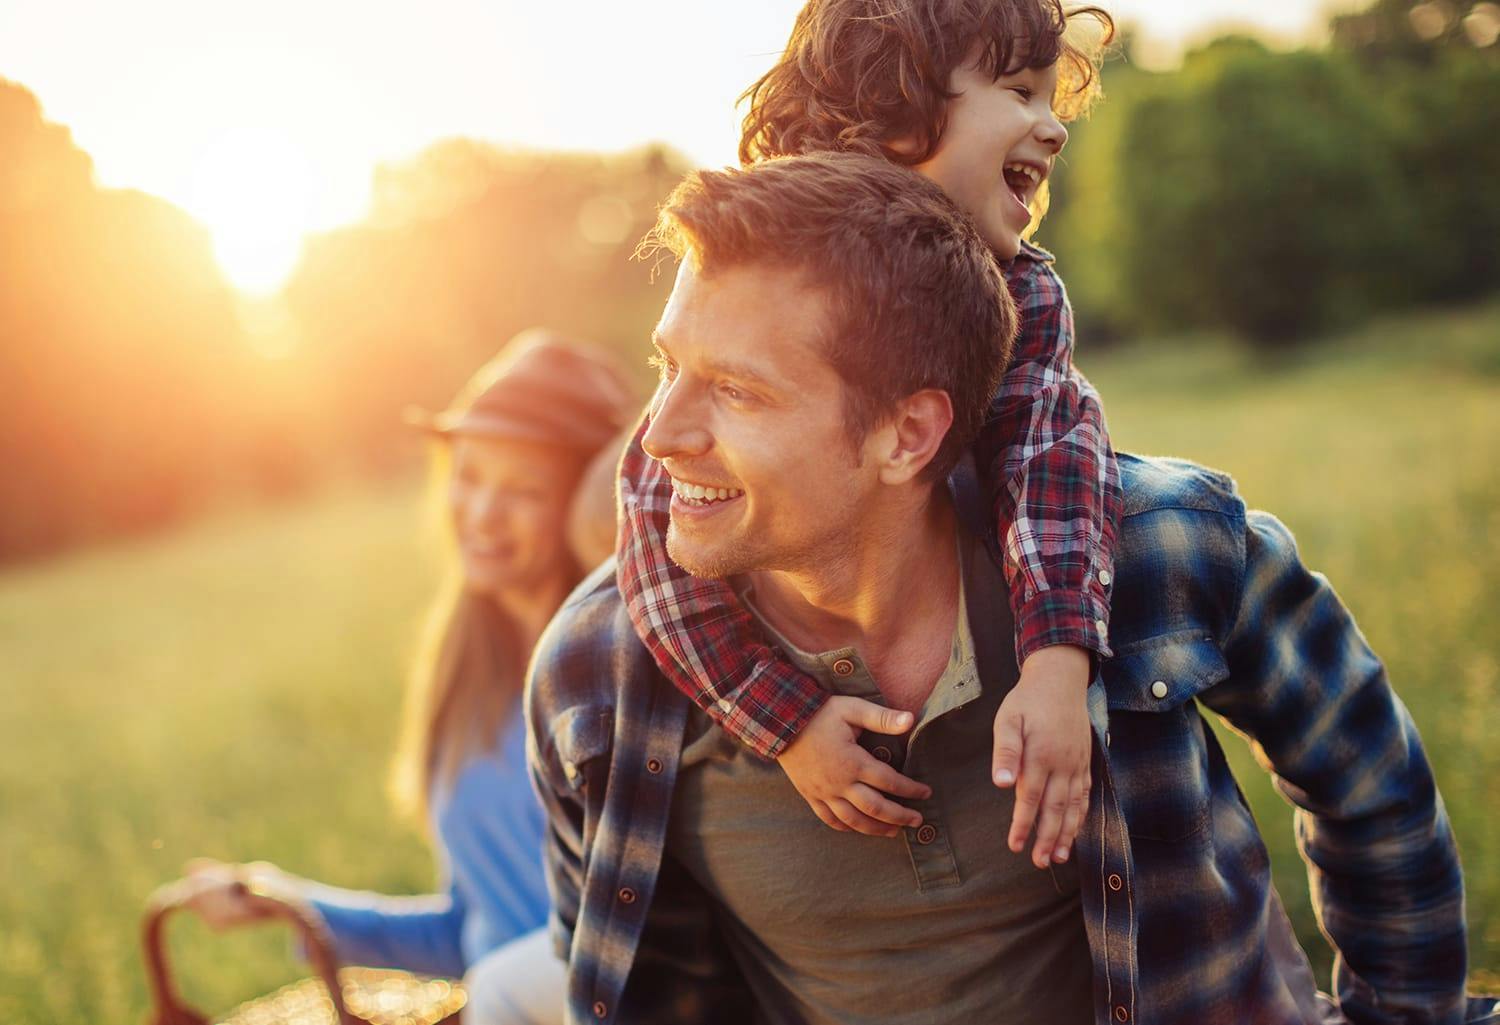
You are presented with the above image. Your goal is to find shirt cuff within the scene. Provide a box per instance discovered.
[1015,588,1113,665]
[714,663,830,762]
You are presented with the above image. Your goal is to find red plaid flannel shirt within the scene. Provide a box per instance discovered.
[616,242,1122,759]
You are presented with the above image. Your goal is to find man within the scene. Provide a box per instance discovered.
[526,153,1494,1025]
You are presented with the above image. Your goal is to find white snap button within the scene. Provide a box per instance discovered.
[1095,619,1108,638]
[1098,570,1112,586]
[1150,680,1169,700]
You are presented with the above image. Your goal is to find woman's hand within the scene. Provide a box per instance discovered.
[180,858,300,930]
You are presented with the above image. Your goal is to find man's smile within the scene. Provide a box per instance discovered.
[670,475,745,510]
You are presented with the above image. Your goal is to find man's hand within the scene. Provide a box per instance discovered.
[776,695,931,838]
[992,644,1093,868]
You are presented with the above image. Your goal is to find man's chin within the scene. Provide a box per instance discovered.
[665,528,745,580]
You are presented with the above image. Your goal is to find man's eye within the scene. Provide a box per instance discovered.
[719,382,751,403]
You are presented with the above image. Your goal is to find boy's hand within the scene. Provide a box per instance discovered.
[777,695,931,838]
[992,644,1093,868]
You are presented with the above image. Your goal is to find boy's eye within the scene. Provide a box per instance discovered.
[1010,85,1034,100]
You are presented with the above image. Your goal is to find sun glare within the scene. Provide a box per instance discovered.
[185,129,318,296]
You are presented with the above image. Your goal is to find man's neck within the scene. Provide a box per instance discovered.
[745,491,961,713]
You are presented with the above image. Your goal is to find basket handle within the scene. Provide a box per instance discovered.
[142,875,366,1025]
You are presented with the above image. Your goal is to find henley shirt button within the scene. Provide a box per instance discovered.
[915,824,938,845]
[1098,569,1113,587]
[1108,873,1123,891]
[1150,680,1169,700]
[1114,1006,1129,1022]
[832,658,856,677]
[593,1001,608,1019]
[618,887,637,904]
[563,762,579,781]
[872,746,894,763]
[646,758,663,774]
[717,698,733,713]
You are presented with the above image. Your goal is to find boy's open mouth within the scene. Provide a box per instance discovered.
[1003,161,1045,209]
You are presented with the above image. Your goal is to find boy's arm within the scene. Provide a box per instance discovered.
[1201,510,1468,1025]
[978,259,1121,666]
[616,425,823,759]
[978,257,1123,866]
[616,418,927,836]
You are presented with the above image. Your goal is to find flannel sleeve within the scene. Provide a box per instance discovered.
[978,257,1121,666]
[614,415,826,760]
[1201,510,1469,1025]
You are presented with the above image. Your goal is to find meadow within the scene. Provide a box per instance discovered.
[2,301,1497,1023]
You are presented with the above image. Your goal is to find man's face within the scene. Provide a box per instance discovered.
[913,57,1068,259]
[641,261,879,580]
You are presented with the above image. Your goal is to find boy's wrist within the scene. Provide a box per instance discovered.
[1018,644,1093,686]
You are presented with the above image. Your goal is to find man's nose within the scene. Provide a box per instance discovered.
[641,378,711,463]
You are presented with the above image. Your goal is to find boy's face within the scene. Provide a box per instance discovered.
[913,57,1068,260]
[642,260,882,581]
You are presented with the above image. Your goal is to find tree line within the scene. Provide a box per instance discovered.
[1,0,1496,562]
[1045,0,1500,343]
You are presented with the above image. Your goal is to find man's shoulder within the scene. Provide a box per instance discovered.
[1117,453,1245,522]
[529,558,650,708]
[1109,455,1249,647]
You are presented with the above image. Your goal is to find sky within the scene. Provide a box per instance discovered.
[0,0,1363,291]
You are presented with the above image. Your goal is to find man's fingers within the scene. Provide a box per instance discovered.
[834,696,915,737]
[1029,775,1072,868]
[828,797,900,838]
[859,760,932,801]
[1054,774,1090,863]
[846,783,923,829]
[992,713,1025,788]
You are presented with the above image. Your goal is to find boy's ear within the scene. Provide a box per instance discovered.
[871,389,953,485]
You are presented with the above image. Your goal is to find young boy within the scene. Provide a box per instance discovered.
[617,0,1117,868]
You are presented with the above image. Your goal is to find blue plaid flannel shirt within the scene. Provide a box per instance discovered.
[527,454,1498,1025]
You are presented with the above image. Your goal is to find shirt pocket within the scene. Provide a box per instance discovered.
[1102,632,1228,843]
[548,704,614,793]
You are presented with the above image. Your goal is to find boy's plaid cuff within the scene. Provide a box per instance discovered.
[1014,587,1113,665]
[705,662,828,761]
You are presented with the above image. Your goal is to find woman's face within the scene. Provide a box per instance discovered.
[448,436,580,600]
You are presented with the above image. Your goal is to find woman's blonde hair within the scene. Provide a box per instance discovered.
[390,332,632,822]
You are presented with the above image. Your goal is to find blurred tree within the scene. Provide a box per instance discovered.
[282,141,685,475]
[0,78,265,559]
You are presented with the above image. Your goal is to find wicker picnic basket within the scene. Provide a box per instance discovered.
[143,878,467,1025]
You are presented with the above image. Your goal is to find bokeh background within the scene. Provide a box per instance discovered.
[1,0,1497,1020]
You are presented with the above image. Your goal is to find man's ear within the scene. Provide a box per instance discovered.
[872,389,953,485]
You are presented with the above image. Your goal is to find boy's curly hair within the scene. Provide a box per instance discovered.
[739,0,1114,168]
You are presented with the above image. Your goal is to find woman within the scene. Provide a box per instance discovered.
[182,330,635,1025]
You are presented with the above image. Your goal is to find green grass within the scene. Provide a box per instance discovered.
[2,301,1498,1022]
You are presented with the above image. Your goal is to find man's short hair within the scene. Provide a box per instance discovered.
[739,0,1113,167]
[640,152,1014,483]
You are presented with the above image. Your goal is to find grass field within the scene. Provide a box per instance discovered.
[2,301,1498,1022]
